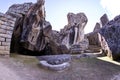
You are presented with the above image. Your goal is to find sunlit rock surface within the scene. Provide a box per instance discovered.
[100,15,120,60]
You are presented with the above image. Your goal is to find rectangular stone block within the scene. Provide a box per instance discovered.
[5,38,11,42]
[0,29,6,34]
[6,26,14,31]
[0,34,12,38]
[0,46,5,50]
[6,30,13,35]
[1,42,10,46]
[10,23,15,27]
[0,20,4,25]
[0,50,9,55]
[2,21,10,26]
[0,46,10,51]
[0,37,5,42]
[5,46,10,51]
[0,17,7,22]
[0,25,7,29]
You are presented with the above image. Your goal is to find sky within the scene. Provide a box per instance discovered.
[0,0,120,33]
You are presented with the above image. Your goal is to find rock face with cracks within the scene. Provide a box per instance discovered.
[11,0,69,55]
[60,13,89,54]
[100,15,120,60]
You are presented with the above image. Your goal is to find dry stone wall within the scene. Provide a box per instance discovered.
[0,3,33,56]
[0,13,16,56]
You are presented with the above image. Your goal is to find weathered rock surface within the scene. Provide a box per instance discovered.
[0,0,89,57]
[37,54,71,65]
[100,15,120,60]
[60,13,88,53]
[86,14,109,54]
[85,23,102,53]
[11,0,69,56]
[6,3,33,18]
[99,14,110,56]
[100,14,109,26]
[70,38,89,54]
[86,23,101,46]
[0,2,34,55]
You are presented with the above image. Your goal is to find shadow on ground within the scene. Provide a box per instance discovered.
[0,53,120,80]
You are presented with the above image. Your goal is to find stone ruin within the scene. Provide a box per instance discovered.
[0,0,89,56]
[0,2,33,56]
[0,0,90,71]
[0,13,16,56]
[0,0,120,62]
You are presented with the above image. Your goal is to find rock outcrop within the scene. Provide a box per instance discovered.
[0,2,34,56]
[11,0,70,55]
[86,14,110,54]
[85,23,102,52]
[60,13,88,53]
[6,3,33,18]
[87,23,101,46]
[100,14,109,26]
[0,0,89,56]
[100,15,120,60]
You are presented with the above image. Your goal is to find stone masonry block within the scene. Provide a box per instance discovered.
[2,42,10,46]
[0,25,7,29]
[0,46,10,51]
[0,17,7,22]
[5,38,11,42]
[0,37,5,42]
[0,20,15,27]
[6,26,14,31]
[0,20,4,25]
[0,46,5,50]
[6,30,13,35]
[0,50,9,55]
[0,34,12,38]
[0,29,6,34]
[5,46,10,51]
[0,24,14,31]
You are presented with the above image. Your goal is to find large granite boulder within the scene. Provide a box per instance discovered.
[60,13,88,53]
[86,23,102,47]
[86,14,109,53]
[11,0,69,55]
[100,15,120,60]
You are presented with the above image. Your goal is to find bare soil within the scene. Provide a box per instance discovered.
[0,53,120,80]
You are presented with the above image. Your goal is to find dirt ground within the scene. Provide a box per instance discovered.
[0,53,120,80]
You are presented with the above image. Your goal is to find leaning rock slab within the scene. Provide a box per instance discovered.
[100,15,120,60]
